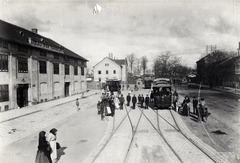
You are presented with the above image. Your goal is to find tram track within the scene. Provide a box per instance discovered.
[91,107,132,163]
[91,103,145,163]
[137,108,183,163]
[151,108,217,163]
[90,88,224,162]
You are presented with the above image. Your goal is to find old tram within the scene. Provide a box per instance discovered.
[152,78,173,109]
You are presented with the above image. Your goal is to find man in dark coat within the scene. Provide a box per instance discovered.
[140,94,144,108]
[182,95,190,116]
[126,93,131,106]
[119,94,125,110]
[150,91,154,103]
[132,94,137,109]
[192,96,198,115]
[173,91,178,111]
[138,94,141,106]
[198,98,206,122]
[145,94,150,109]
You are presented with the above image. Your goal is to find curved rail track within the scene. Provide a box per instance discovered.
[151,109,216,163]
[90,88,220,163]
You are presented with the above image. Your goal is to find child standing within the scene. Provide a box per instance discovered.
[76,98,80,111]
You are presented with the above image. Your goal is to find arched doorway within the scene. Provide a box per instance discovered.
[17,84,29,108]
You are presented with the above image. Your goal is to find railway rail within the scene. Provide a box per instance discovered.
[88,89,231,163]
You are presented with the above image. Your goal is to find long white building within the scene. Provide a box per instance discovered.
[0,20,88,111]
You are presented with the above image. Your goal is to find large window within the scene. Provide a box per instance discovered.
[0,39,8,49]
[0,54,8,72]
[39,61,47,74]
[40,51,47,57]
[65,65,69,75]
[18,57,28,73]
[54,54,59,59]
[0,85,9,102]
[18,45,28,53]
[53,63,59,74]
[81,67,84,76]
[106,70,108,74]
[74,66,78,75]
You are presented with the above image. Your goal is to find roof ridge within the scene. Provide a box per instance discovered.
[0,19,87,61]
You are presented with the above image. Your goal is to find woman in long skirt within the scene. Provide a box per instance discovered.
[35,131,52,163]
[48,128,58,163]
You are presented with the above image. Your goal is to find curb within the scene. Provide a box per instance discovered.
[82,116,114,163]
[0,91,100,124]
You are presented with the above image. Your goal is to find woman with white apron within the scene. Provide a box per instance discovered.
[48,128,58,163]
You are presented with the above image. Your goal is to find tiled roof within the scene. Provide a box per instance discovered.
[196,54,210,63]
[217,55,240,67]
[0,19,87,61]
[93,57,126,68]
[114,59,126,65]
[108,57,126,66]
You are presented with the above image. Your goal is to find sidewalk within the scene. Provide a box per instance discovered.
[188,83,240,96]
[0,90,101,123]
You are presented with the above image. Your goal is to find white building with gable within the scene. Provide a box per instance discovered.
[93,54,128,84]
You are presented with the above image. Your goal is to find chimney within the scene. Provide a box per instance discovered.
[28,37,32,44]
[31,28,38,34]
[109,53,113,59]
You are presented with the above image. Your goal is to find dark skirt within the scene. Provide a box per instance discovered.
[35,150,52,163]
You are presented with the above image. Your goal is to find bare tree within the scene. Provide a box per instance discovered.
[153,51,190,78]
[86,68,93,76]
[134,58,142,76]
[127,53,135,74]
[141,56,148,76]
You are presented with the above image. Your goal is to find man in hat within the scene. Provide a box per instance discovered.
[126,93,131,106]
[145,94,150,109]
[192,96,198,115]
[132,94,137,109]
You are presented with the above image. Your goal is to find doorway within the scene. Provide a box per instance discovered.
[64,82,70,97]
[17,84,29,108]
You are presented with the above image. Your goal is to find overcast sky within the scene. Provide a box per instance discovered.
[0,0,240,69]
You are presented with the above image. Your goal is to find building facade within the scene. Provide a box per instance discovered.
[0,20,88,111]
[196,51,240,88]
[93,56,128,84]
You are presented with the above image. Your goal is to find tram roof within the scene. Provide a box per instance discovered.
[152,83,171,87]
[106,79,121,81]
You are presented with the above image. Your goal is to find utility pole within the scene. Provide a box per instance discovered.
[238,42,240,56]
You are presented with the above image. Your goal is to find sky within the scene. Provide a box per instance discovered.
[0,0,240,70]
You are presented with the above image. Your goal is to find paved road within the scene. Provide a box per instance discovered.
[0,90,109,163]
[0,87,238,163]
[175,85,240,162]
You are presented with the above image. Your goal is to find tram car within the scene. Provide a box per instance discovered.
[106,79,121,92]
[152,78,172,109]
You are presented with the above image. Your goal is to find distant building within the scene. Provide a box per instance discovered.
[0,20,88,111]
[196,51,240,88]
[93,54,128,84]
[216,56,240,88]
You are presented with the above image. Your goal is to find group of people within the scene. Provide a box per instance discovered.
[35,128,59,163]
[97,92,153,120]
[127,93,150,109]
[97,92,117,120]
[181,95,210,122]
